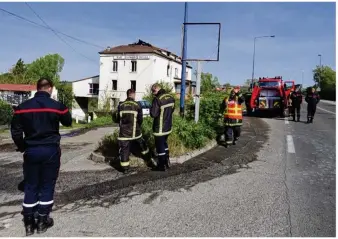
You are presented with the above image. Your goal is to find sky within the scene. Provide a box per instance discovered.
[0,1,336,87]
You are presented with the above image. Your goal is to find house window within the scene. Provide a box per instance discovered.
[131,61,137,72]
[112,61,118,72]
[167,64,170,77]
[175,83,181,93]
[89,83,99,95]
[131,80,136,91]
[175,68,178,77]
[112,80,117,91]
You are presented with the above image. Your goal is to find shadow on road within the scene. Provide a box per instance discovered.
[0,117,270,217]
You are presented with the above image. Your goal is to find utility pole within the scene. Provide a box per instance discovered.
[180,2,188,117]
[318,54,322,90]
[251,35,275,90]
[301,70,304,88]
[194,61,202,123]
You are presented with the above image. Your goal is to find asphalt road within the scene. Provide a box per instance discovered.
[0,101,335,236]
[284,100,336,236]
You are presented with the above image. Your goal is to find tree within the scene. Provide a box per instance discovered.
[200,72,220,93]
[57,82,73,110]
[313,65,336,89]
[25,54,65,85]
[0,54,65,85]
[12,58,27,77]
[313,65,336,100]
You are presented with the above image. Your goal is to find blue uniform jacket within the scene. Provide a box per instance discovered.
[10,91,72,152]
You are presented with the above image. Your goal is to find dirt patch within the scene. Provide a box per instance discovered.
[0,142,92,153]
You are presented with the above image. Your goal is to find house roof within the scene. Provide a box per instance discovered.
[0,84,36,92]
[71,75,100,83]
[99,39,192,69]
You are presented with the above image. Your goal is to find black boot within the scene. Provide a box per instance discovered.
[292,116,295,121]
[144,152,157,170]
[155,155,166,171]
[165,150,171,169]
[297,116,300,122]
[307,117,310,123]
[24,215,35,236]
[310,117,313,123]
[37,215,54,234]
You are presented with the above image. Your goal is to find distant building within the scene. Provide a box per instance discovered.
[71,39,194,118]
[0,84,58,106]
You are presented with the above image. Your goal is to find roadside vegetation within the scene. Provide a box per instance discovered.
[312,65,336,101]
[96,74,235,163]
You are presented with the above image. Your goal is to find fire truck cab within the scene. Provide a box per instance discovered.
[247,76,295,117]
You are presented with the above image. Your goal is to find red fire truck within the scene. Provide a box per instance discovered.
[247,76,295,117]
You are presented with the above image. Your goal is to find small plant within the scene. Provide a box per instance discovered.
[0,100,13,125]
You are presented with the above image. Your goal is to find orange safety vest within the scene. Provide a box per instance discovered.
[223,97,243,120]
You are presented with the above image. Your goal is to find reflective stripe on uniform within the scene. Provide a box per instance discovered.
[120,161,130,167]
[119,110,140,140]
[223,98,242,120]
[118,134,142,141]
[153,130,172,136]
[154,100,174,136]
[39,200,54,205]
[141,148,149,155]
[158,153,166,156]
[22,202,39,208]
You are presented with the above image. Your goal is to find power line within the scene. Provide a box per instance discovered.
[0,7,104,50]
[24,2,96,63]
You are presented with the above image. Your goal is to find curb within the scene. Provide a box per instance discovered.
[320,99,336,105]
[89,140,218,165]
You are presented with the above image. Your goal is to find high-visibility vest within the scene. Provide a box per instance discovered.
[223,97,243,120]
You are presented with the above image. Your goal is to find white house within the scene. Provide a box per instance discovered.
[72,39,194,115]
[71,75,99,120]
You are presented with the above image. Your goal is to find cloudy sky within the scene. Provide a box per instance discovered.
[0,1,335,86]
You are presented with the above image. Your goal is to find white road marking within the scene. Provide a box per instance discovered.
[317,106,336,115]
[284,118,289,124]
[286,135,296,154]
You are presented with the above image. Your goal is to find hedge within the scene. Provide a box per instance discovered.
[0,100,13,126]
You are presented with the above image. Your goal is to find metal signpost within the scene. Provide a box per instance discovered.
[194,61,202,123]
[179,2,221,122]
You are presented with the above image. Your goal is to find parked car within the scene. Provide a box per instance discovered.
[138,100,151,117]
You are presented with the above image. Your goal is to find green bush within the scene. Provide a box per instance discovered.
[0,100,13,125]
[319,88,336,101]
[85,116,113,129]
[97,114,217,158]
[57,82,73,111]
[98,90,248,161]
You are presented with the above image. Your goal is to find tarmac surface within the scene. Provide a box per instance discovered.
[0,100,335,236]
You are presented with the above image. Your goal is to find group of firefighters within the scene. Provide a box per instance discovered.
[10,77,321,236]
[289,86,320,123]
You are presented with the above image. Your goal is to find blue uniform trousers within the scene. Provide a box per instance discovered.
[22,145,60,216]
[154,135,169,157]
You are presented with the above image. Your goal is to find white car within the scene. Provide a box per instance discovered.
[138,100,151,117]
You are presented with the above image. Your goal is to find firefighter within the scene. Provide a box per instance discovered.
[116,89,155,172]
[220,86,245,147]
[290,85,303,122]
[150,83,175,171]
[11,78,72,236]
[305,87,320,123]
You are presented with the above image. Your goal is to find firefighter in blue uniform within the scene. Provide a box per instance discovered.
[116,89,155,172]
[305,87,320,123]
[290,85,303,122]
[220,86,245,147]
[150,83,175,171]
[11,78,72,236]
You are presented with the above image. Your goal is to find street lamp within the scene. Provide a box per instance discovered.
[318,54,322,89]
[251,35,275,90]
